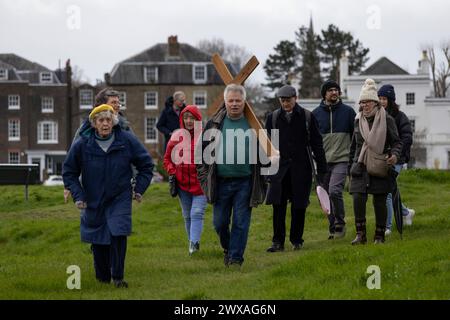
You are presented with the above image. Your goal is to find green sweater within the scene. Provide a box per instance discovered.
[217,115,252,177]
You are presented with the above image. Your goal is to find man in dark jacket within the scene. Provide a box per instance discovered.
[265,85,328,252]
[313,80,356,240]
[156,91,186,150]
[196,84,266,267]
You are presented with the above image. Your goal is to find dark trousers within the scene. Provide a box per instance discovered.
[272,171,306,246]
[91,235,127,282]
[352,193,388,227]
[323,162,347,233]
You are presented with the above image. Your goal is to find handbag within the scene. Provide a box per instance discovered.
[169,175,178,197]
[366,149,389,178]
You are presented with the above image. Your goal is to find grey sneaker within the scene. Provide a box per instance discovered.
[189,241,200,256]
[404,209,415,226]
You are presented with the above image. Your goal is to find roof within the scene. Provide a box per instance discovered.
[361,57,409,75]
[122,43,212,63]
[109,42,237,85]
[0,53,50,72]
[0,53,63,84]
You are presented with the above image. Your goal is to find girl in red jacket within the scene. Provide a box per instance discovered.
[164,105,207,255]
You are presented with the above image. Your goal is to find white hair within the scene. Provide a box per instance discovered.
[90,110,119,127]
[173,91,186,101]
[224,84,246,101]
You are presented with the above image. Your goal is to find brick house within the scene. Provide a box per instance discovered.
[104,36,235,159]
[0,54,69,181]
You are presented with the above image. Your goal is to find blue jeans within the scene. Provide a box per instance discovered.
[213,177,252,264]
[386,164,410,229]
[178,188,207,244]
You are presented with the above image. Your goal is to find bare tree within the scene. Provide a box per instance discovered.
[71,65,90,86]
[437,41,450,97]
[197,38,252,71]
[423,41,450,97]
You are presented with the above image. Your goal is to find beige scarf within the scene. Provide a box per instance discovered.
[356,106,387,165]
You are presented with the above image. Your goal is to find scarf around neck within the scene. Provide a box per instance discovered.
[356,106,387,164]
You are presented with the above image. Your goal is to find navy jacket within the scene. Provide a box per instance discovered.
[312,100,356,163]
[156,97,185,146]
[63,127,154,244]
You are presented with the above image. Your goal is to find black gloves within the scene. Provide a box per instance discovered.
[169,175,178,197]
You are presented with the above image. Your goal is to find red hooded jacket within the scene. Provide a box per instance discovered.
[163,105,204,195]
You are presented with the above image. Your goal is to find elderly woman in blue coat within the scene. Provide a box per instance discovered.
[63,104,153,288]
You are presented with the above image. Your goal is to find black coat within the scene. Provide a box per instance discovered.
[388,108,413,164]
[156,97,184,147]
[265,104,327,209]
[349,113,402,194]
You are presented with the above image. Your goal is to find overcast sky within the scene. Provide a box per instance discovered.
[1,0,449,86]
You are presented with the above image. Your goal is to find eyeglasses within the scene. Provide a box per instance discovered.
[359,100,373,105]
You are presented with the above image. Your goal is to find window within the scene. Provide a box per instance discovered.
[46,157,54,174]
[118,91,126,110]
[193,91,207,109]
[37,121,58,144]
[0,69,7,80]
[145,91,158,109]
[193,64,207,83]
[79,89,93,109]
[144,66,158,83]
[145,117,158,143]
[40,72,52,83]
[406,93,415,105]
[410,119,415,133]
[41,97,54,113]
[8,95,20,110]
[8,151,20,164]
[8,119,20,141]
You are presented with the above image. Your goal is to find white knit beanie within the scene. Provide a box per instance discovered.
[359,78,379,102]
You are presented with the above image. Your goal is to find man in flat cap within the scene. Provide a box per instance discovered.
[312,79,356,240]
[265,85,327,252]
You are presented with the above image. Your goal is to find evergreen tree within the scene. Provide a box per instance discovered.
[296,18,322,98]
[263,40,299,92]
[318,24,370,80]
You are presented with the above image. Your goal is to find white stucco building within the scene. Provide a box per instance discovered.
[301,51,450,169]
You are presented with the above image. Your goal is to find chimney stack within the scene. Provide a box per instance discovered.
[168,35,180,57]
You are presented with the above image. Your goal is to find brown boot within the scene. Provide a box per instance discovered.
[351,221,367,245]
[374,226,386,244]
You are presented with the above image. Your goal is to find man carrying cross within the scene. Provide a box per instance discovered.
[196,84,266,267]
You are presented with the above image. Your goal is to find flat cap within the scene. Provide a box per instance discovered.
[277,85,297,98]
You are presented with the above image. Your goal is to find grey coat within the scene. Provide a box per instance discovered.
[349,113,402,194]
[196,106,266,207]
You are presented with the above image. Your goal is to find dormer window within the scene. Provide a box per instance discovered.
[40,72,52,83]
[144,66,158,83]
[0,68,7,80]
[193,64,207,84]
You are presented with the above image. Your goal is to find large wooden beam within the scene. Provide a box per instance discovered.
[211,54,277,157]
[209,54,259,114]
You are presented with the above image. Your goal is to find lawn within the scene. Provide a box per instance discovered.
[0,169,449,299]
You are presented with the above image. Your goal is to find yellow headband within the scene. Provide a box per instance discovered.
[89,104,115,120]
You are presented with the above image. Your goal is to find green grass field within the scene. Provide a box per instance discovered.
[0,169,449,299]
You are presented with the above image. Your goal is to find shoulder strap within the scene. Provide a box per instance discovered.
[304,108,312,145]
[272,108,281,129]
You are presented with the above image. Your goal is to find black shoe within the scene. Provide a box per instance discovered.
[328,233,335,240]
[228,260,243,267]
[292,243,303,250]
[223,250,230,266]
[113,279,128,288]
[266,243,284,252]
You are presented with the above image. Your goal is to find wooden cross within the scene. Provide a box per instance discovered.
[210,54,277,157]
